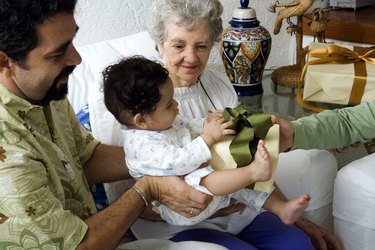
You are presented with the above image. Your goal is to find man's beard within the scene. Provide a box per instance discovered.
[40,65,75,106]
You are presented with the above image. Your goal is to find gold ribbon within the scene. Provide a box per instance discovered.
[296,44,375,112]
[222,107,273,167]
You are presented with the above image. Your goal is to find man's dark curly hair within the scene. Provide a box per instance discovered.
[0,0,77,64]
[102,56,169,126]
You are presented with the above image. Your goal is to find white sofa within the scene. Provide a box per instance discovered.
[333,153,375,250]
[67,31,373,249]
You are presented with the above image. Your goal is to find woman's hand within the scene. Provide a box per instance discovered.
[271,115,295,152]
[295,217,342,250]
[142,175,212,218]
[206,110,224,122]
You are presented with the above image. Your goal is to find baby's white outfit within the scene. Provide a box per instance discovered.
[122,115,270,226]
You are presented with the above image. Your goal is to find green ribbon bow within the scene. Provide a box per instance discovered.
[223,106,273,167]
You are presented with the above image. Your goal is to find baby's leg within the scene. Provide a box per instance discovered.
[199,140,272,196]
[263,192,311,225]
[249,140,273,182]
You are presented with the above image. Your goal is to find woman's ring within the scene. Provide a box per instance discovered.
[189,207,194,215]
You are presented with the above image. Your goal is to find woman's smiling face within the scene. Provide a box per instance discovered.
[158,21,213,87]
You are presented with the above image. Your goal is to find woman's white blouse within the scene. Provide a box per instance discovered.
[173,70,239,119]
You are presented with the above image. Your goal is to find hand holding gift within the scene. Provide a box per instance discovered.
[209,107,280,193]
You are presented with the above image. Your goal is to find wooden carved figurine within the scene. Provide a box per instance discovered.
[308,8,329,42]
[268,0,316,35]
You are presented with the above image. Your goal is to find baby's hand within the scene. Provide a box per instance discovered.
[201,117,236,147]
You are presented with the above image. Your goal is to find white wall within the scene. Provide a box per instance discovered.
[74,0,329,69]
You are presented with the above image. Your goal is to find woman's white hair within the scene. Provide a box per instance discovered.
[147,0,223,45]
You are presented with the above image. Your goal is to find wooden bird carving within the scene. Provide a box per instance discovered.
[308,8,328,42]
[268,0,316,35]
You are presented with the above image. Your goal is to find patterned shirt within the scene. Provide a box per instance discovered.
[0,84,100,249]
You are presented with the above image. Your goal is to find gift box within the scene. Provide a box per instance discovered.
[208,107,279,193]
[302,42,375,106]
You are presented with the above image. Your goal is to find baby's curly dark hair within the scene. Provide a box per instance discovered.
[102,55,169,126]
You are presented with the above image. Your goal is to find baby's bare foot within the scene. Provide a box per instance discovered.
[279,194,311,225]
[251,140,272,182]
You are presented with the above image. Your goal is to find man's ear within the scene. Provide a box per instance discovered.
[133,113,148,129]
[0,51,14,76]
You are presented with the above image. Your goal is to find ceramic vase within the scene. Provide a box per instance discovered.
[220,0,272,96]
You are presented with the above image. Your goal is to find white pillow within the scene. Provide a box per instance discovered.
[67,31,162,203]
[68,31,161,114]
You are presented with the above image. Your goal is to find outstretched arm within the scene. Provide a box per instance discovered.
[83,144,130,183]
[271,115,295,152]
[272,102,375,151]
[78,175,211,249]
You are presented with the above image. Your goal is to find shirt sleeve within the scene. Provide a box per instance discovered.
[292,101,375,149]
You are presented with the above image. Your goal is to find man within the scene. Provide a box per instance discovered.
[0,1,208,248]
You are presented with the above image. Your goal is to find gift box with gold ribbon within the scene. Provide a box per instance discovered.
[297,43,375,112]
[208,107,279,193]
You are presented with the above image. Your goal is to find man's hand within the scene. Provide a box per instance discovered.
[271,115,295,152]
[142,176,212,218]
[210,199,246,219]
[295,217,342,250]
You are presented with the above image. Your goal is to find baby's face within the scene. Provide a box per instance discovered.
[144,78,179,131]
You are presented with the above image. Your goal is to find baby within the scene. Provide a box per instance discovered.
[102,55,310,226]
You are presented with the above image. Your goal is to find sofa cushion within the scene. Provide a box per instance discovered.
[334,153,375,229]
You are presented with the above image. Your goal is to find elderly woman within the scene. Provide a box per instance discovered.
[126,0,340,249]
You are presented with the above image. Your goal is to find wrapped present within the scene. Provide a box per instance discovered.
[296,43,375,112]
[208,107,279,193]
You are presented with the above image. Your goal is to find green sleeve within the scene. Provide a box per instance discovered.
[292,101,375,150]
